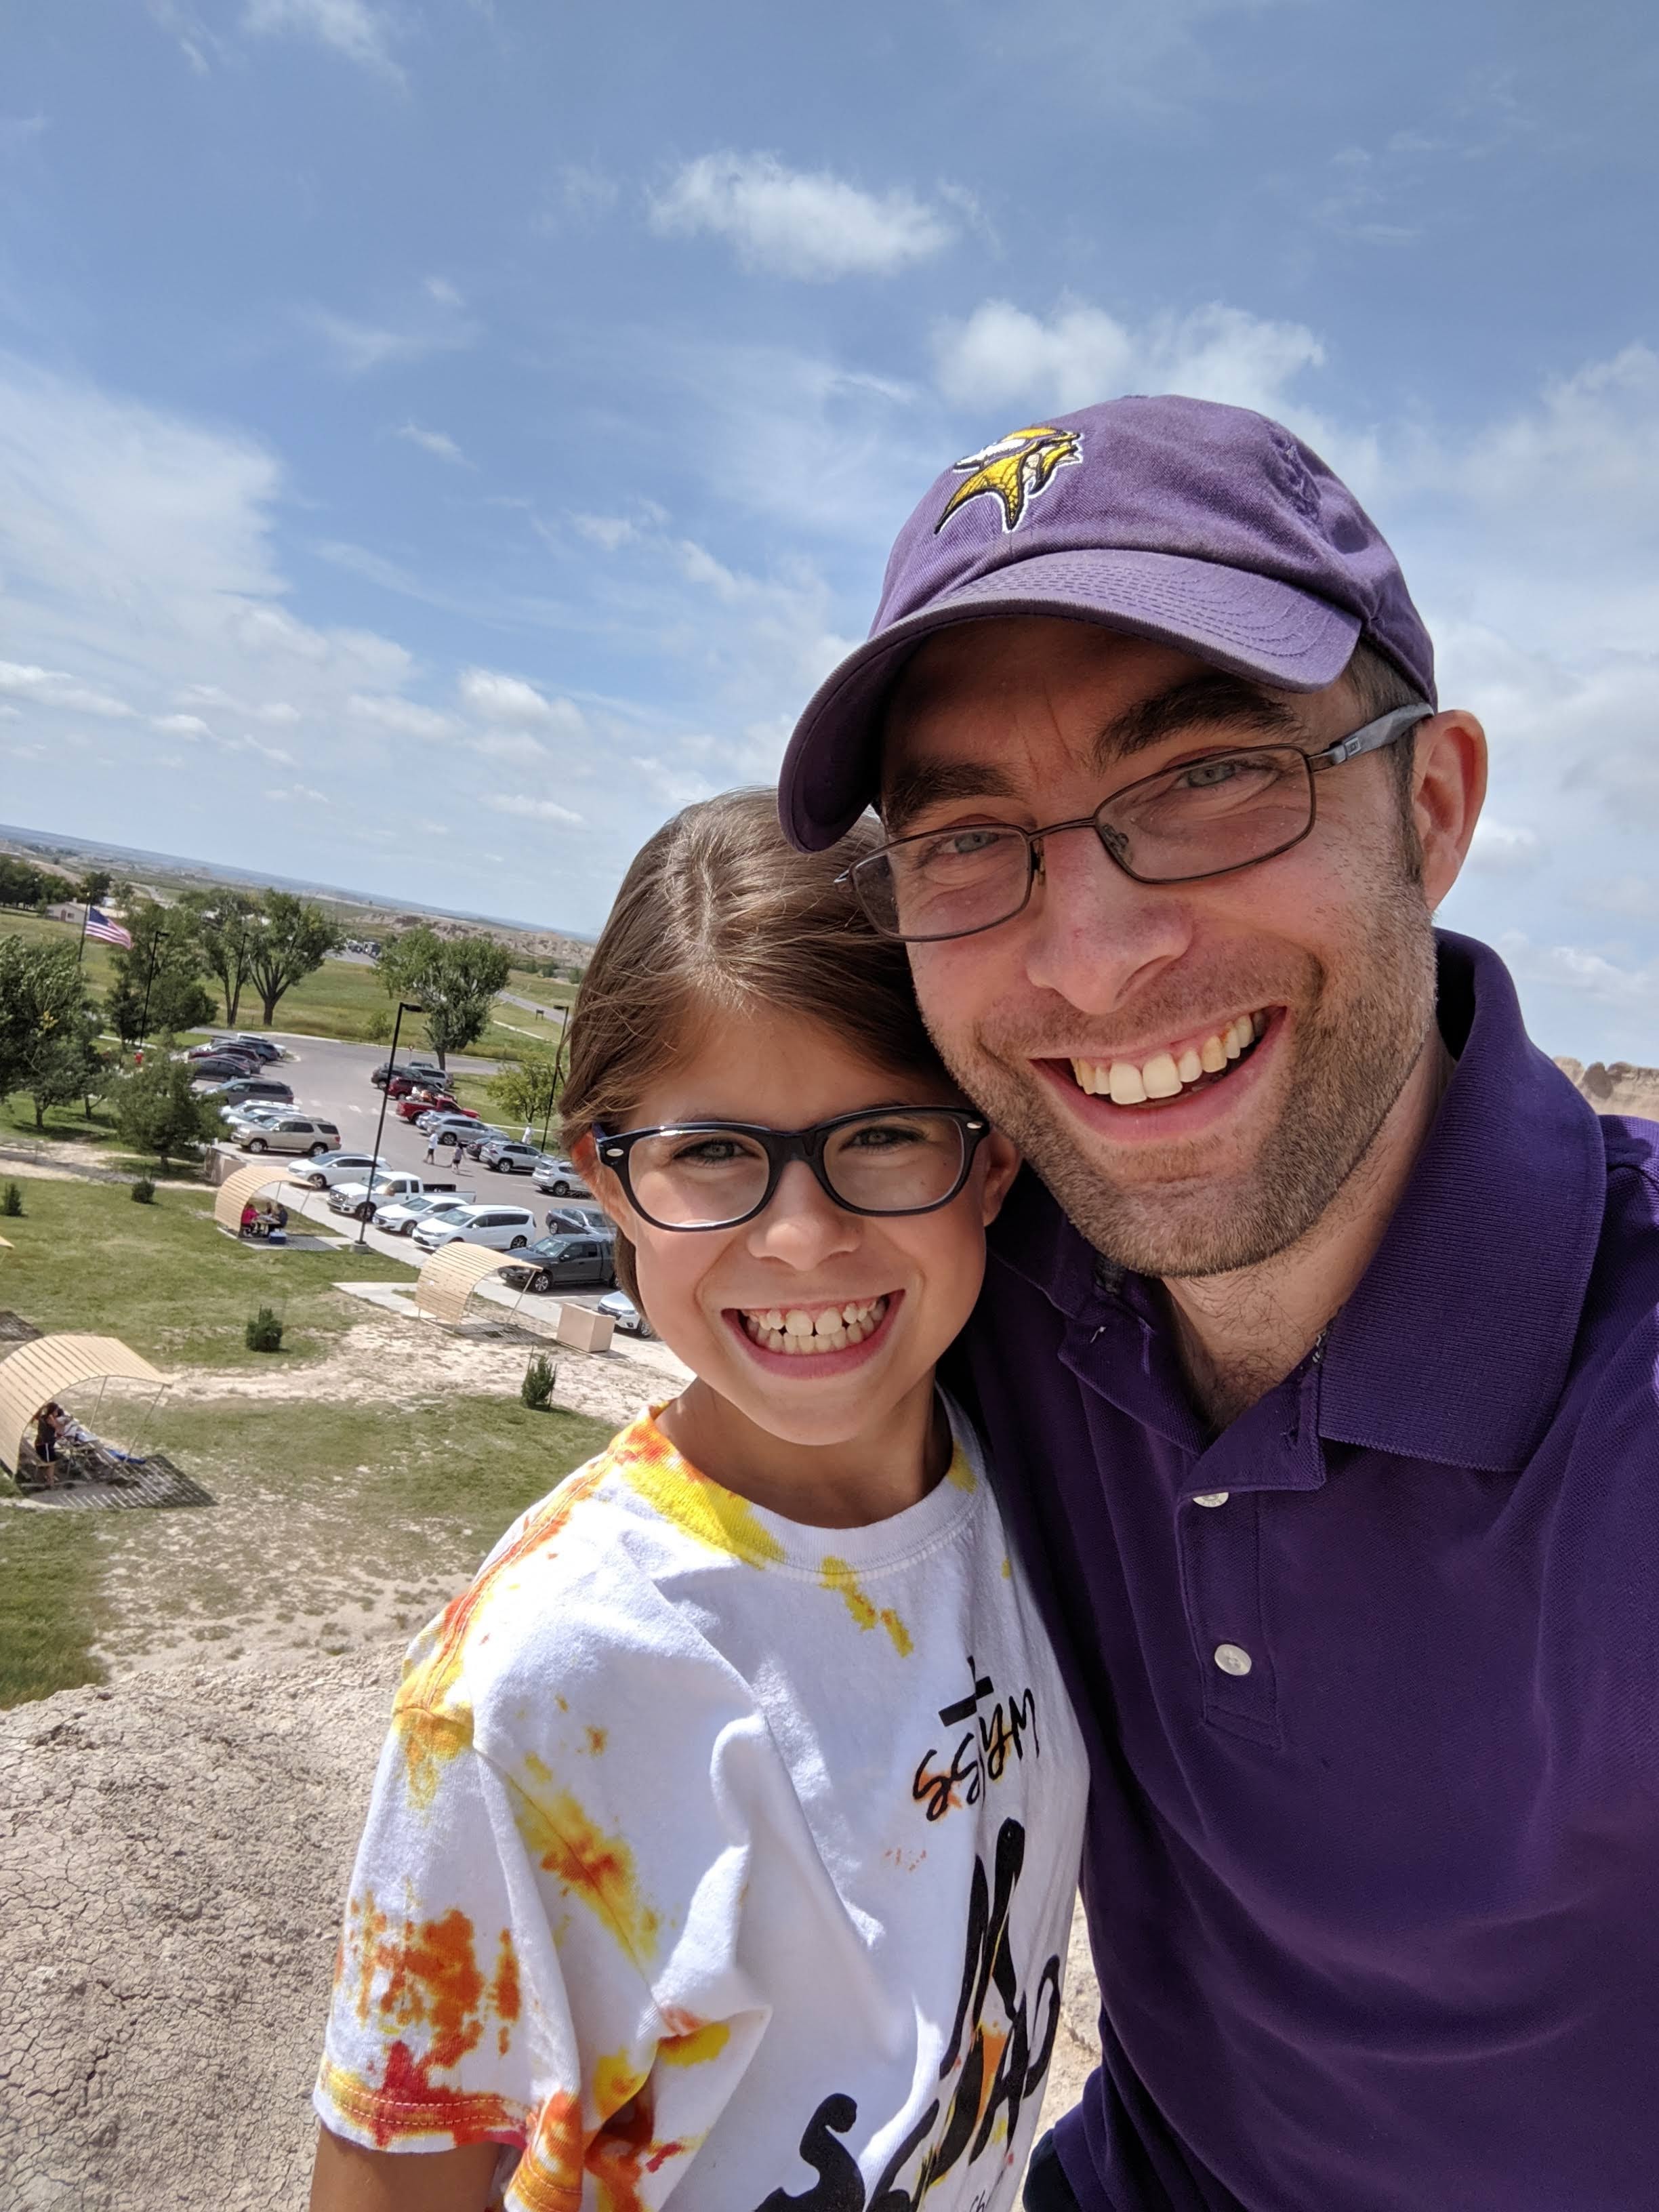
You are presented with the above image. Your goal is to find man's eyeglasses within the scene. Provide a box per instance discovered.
[845,703,1433,944]
[592,1106,990,1231]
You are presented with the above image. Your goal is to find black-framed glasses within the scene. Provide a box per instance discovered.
[592,1105,991,1231]
[846,703,1433,944]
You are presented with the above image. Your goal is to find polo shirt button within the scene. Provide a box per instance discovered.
[1213,1643,1253,1677]
[1192,1490,1230,1508]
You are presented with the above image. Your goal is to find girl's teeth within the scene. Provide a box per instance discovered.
[741,1295,888,1355]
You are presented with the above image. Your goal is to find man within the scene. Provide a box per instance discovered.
[779,396,1659,2209]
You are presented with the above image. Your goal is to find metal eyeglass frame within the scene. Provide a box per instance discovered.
[847,703,1435,944]
[592,1105,991,1231]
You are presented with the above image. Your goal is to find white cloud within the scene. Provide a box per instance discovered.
[457,668,586,735]
[572,513,638,551]
[650,152,955,281]
[308,306,476,377]
[468,731,549,764]
[934,297,1324,418]
[264,782,331,804]
[241,0,403,83]
[348,692,454,739]
[150,712,210,737]
[0,661,134,717]
[486,794,583,825]
[1467,817,1543,872]
[392,421,468,465]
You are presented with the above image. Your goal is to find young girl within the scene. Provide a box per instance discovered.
[310,792,1086,2212]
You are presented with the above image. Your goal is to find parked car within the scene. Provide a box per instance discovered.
[205,1076,295,1108]
[373,1192,477,1237]
[327,1171,462,1221]
[531,1155,591,1197]
[597,1288,653,1338]
[479,1138,544,1175]
[283,1148,388,1188]
[371,1058,445,1090]
[415,1105,480,1132]
[235,1115,344,1158]
[543,1205,615,1237]
[212,1034,283,1063]
[395,1092,457,1123]
[186,1041,243,1063]
[188,1053,262,1084]
[501,1233,615,1296]
[459,1124,509,1160]
[412,1204,537,1255]
[219,1100,286,1127]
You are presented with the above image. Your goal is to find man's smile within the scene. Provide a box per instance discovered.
[1061,1008,1271,1107]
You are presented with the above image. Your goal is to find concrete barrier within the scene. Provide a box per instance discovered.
[554,1304,614,1354]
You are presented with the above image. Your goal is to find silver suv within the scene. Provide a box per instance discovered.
[234,1115,343,1158]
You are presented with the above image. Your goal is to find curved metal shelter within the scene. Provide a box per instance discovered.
[414,1240,533,1325]
[213,1162,295,1233]
[0,1334,168,1472]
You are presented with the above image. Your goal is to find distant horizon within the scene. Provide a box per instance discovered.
[0,821,593,946]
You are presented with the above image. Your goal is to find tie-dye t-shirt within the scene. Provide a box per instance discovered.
[314,1397,1086,2211]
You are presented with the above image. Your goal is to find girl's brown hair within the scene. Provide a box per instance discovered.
[560,788,947,1303]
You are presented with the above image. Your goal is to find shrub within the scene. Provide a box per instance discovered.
[129,1176,156,1205]
[245,1305,284,1353]
[0,1182,21,1218]
[520,1353,556,1410]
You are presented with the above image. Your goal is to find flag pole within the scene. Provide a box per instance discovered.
[76,899,90,968]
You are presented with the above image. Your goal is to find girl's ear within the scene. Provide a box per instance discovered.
[573,1132,630,1230]
[977,1128,1022,1227]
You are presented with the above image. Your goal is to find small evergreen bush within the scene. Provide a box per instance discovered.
[245,1305,285,1353]
[520,1353,556,1410]
[130,1176,156,1204]
[0,1182,22,1217]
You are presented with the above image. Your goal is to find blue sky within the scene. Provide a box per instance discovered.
[3,0,1658,1056]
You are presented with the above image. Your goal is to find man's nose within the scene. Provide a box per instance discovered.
[1019,823,1195,1013]
[745,1160,861,1267]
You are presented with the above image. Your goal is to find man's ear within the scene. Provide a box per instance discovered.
[977,1128,1023,1227]
[1411,708,1488,907]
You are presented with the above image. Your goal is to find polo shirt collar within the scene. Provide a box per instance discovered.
[989,931,1607,1475]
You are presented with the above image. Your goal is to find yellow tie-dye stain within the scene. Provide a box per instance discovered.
[658,2019,731,2068]
[945,1443,975,1492]
[819,1555,914,1658]
[611,1416,787,1568]
[508,1767,661,1969]
[593,2048,649,2124]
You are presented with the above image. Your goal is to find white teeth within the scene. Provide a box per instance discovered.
[740,1294,888,1356]
[1141,1051,1182,1100]
[1073,1012,1267,1107]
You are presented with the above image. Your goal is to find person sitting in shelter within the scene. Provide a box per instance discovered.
[30,1402,64,1486]
[239,1199,261,1239]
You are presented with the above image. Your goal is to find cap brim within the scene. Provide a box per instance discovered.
[780,548,1363,851]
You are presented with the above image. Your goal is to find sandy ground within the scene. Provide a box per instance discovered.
[1,1643,1101,2211]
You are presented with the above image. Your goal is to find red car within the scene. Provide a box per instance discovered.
[395,1091,461,1122]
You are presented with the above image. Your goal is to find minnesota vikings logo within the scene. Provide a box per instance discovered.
[935,424,1083,535]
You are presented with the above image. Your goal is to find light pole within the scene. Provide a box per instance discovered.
[359,1001,425,1246]
[539,1010,569,1154]
[136,921,169,1063]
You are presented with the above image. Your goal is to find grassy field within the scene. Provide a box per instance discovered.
[0,1396,613,1707]
[0,1176,413,1370]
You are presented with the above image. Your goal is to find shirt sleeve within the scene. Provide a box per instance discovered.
[315,1692,771,2210]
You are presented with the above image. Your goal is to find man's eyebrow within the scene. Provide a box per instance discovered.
[1095,672,1302,769]
[880,760,1019,837]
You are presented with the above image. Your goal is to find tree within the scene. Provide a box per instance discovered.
[105,900,216,1046]
[0,938,101,1122]
[112,1042,221,1165]
[488,1046,562,1136]
[245,891,339,1027]
[77,867,113,909]
[377,927,511,1069]
[0,857,49,910]
[182,889,262,1025]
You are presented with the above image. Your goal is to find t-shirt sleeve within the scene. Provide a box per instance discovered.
[314,1702,664,2197]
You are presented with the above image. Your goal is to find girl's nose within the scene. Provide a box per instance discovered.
[745,1160,861,1266]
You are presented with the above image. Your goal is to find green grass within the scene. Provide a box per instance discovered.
[0,909,119,995]
[504,968,576,1012]
[0,1175,414,1369]
[0,1395,613,1708]
[0,1515,108,1705]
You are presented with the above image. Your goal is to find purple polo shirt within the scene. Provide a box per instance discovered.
[964,933,1659,2210]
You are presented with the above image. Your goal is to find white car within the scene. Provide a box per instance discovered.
[220,1101,285,1128]
[284,1149,389,1191]
[531,1155,592,1197]
[373,1192,477,1237]
[412,1204,537,1255]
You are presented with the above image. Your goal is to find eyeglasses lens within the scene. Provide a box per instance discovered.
[626,1113,969,1228]
[628,1129,773,1229]
[861,747,1315,941]
[821,1111,967,1213]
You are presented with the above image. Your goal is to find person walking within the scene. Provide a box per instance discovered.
[781,394,1659,2211]
[423,1127,438,1165]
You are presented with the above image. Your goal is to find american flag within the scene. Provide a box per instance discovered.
[84,906,134,949]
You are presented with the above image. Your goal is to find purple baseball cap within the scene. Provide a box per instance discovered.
[779,394,1435,851]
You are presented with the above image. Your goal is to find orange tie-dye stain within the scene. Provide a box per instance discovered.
[393,1464,608,1807]
[319,2045,525,2152]
[491,1928,521,2056]
[508,1775,661,1967]
[504,2089,584,2212]
[585,2083,694,2212]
